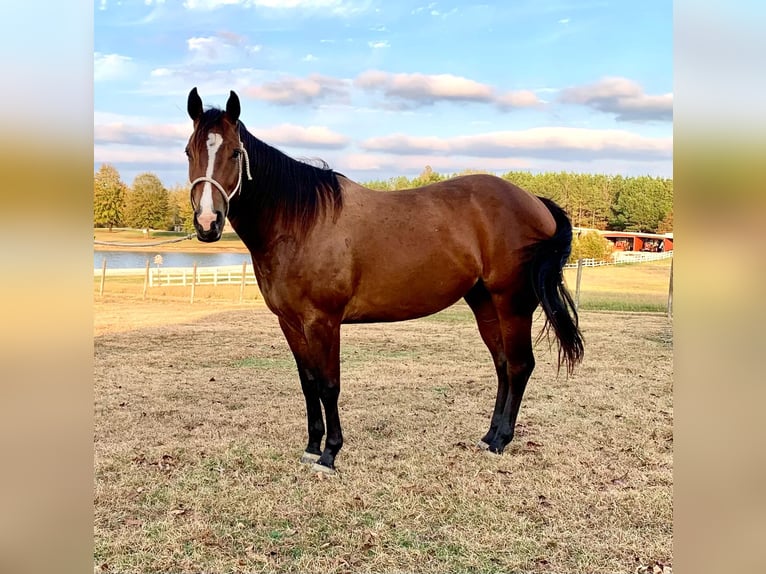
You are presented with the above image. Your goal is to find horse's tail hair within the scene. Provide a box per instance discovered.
[527,196,585,375]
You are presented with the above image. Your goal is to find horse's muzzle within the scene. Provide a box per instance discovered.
[194,211,224,242]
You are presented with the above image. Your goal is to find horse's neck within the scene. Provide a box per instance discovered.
[228,207,269,259]
[231,131,325,268]
[228,188,294,268]
[228,134,273,254]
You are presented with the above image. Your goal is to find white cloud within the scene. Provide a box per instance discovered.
[94,53,134,82]
[94,145,186,166]
[362,134,449,154]
[495,90,544,109]
[302,54,318,62]
[140,67,260,97]
[258,124,350,149]
[186,33,261,63]
[338,153,530,174]
[411,2,437,15]
[187,36,220,57]
[361,127,672,162]
[93,112,350,154]
[251,0,349,7]
[150,68,173,77]
[182,0,368,16]
[357,70,491,102]
[94,112,191,146]
[355,70,542,110]
[368,41,390,49]
[558,76,673,122]
[245,74,350,105]
[183,0,240,9]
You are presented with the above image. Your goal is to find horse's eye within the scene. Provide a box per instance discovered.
[184,147,191,158]
[231,149,241,159]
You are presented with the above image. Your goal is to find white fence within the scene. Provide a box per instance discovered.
[95,262,260,302]
[94,263,258,287]
[146,264,257,287]
[564,250,673,269]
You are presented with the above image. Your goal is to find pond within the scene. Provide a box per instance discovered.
[94,250,252,269]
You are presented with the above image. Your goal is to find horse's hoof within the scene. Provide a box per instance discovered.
[476,440,490,450]
[311,462,336,476]
[300,452,321,464]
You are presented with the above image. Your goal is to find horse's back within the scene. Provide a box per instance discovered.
[427,174,555,237]
[344,173,556,257]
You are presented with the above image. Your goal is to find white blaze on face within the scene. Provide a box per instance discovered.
[198,132,223,230]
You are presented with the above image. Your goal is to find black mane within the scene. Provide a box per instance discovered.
[193,108,343,237]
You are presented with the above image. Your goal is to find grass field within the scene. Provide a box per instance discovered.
[563,258,672,313]
[94,295,673,573]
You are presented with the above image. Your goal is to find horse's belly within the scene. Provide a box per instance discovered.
[342,271,476,323]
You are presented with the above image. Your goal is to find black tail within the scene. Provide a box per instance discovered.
[527,197,584,375]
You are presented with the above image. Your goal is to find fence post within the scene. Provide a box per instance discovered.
[190,262,197,304]
[575,258,584,310]
[99,258,107,296]
[667,257,674,318]
[239,261,247,303]
[143,260,150,300]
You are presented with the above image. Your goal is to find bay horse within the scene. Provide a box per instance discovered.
[185,87,584,474]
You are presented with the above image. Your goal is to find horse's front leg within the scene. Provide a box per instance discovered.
[279,315,342,474]
[279,318,324,463]
[297,368,324,464]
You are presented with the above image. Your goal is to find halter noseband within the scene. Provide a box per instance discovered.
[190,137,253,211]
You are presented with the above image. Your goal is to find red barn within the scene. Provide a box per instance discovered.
[574,228,674,253]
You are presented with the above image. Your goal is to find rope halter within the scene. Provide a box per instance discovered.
[189,137,253,211]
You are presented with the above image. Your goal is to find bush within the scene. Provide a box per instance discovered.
[569,231,614,263]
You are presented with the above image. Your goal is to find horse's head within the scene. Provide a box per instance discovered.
[186,87,246,242]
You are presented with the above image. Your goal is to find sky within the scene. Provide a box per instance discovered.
[94,0,673,188]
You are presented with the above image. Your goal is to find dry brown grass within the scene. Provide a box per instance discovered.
[94,299,672,573]
[93,296,259,336]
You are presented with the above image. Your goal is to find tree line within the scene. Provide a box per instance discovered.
[94,164,672,234]
[94,164,193,232]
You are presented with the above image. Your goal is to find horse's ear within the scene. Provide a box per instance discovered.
[187,87,203,121]
[226,90,241,123]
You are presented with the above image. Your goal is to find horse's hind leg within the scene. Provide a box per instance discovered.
[486,297,536,454]
[464,282,508,450]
